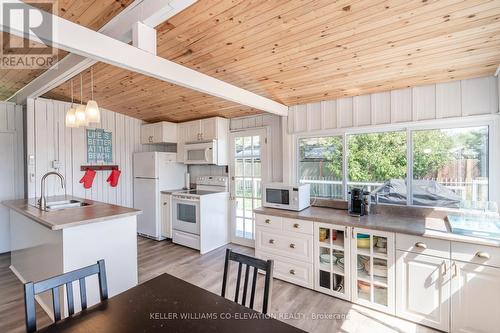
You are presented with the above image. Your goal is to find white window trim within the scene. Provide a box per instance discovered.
[292,114,499,208]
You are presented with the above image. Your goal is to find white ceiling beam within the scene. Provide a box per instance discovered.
[1,0,289,116]
[9,0,196,104]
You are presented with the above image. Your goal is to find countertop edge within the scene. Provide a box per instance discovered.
[2,198,142,230]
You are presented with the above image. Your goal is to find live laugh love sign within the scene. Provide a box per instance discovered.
[87,128,113,163]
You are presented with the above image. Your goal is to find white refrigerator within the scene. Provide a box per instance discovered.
[133,152,187,240]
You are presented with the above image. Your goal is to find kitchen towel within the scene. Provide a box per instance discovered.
[80,168,96,189]
[107,169,121,187]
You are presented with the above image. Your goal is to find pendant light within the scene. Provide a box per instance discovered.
[75,73,88,127]
[65,80,78,128]
[85,66,100,123]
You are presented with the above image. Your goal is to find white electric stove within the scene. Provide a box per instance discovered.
[171,176,229,254]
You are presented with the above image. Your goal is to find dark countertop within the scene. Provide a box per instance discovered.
[37,273,305,333]
[2,196,141,230]
[254,206,500,247]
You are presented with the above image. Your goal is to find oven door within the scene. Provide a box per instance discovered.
[172,197,200,235]
[184,142,216,164]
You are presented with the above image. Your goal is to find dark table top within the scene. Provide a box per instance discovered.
[37,273,305,333]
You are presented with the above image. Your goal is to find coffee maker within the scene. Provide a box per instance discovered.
[348,188,369,216]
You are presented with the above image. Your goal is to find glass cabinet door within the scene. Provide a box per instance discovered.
[314,223,350,300]
[351,228,395,314]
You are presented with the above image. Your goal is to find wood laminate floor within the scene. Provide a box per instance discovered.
[0,237,439,333]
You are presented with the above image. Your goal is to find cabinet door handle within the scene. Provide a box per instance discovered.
[452,261,458,277]
[269,239,275,244]
[265,219,271,224]
[289,243,296,249]
[289,269,295,275]
[293,223,300,228]
[443,261,447,276]
[163,202,167,206]
[476,251,490,259]
[352,228,355,239]
[415,242,427,249]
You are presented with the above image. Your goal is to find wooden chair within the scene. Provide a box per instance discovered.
[221,249,274,314]
[23,260,108,333]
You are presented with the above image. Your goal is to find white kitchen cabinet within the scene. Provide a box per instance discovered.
[160,193,172,238]
[451,260,500,333]
[351,227,395,314]
[176,117,229,164]
[314,222,351,301]
[141,121,177,144]
[396,251,450,331]
[184,120,201,143]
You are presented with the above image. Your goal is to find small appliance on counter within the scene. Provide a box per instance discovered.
[348,188,370,216]
[262,183,310,211]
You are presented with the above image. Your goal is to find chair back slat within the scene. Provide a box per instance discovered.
[241,264,250,306]
[98,260,108,300]
[23,260,108,333]
[66,282,74,316]
[249,266,258,309]
[79,277,87,310]
[52,287,61,322]
[234,262,242,303]
[221,249,273,314]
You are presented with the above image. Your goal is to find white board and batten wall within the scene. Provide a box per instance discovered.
[26,97,170,208]
[0,102,24,253]
[283,75,499,183]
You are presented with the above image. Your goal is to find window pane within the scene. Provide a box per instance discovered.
[348,131,407,204]
[298,136,343,199]
[412,126,488,208]
[244,158,252,177]
[235,159,244,177]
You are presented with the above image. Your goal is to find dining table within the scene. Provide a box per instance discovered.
[37,273,306,333]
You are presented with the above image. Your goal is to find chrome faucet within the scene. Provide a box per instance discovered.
[38,171,66,210]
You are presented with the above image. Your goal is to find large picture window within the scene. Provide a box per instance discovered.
[298,136,343,199]
[297,123,492,209]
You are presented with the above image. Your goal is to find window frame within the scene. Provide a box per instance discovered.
[294,115,498,208]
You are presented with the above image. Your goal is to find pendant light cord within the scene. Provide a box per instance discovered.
[80,73,83,104]
[91,67,94,100]
[70,79,74,106]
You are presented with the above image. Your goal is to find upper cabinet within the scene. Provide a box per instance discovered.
[141,121,177,144]
[176,117,229,165]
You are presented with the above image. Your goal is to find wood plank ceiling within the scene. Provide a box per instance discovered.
[0,0,134,101]
[21,1,500,122]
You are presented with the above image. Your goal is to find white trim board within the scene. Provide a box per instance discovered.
[9,0,197,104]
[1,0,288,116]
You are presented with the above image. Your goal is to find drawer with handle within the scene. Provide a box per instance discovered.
[256,229,313,263]
[451,241,500,268]
[282,218,313,235]
[256,251,313,289]
[396,234,450,258]
[255,214,282,230]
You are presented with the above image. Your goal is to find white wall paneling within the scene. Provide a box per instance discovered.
[230,114,282,182]
[288,76,499,134]
[0,102,24,253]
[26,98,168,207]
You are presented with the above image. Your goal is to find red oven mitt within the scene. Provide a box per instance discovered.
[79,169,96,189]
[107,169,121,187]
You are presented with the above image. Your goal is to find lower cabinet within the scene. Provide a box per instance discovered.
[451,261,500,333]
[396,251,450,331]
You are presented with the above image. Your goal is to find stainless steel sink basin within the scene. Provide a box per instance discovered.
[35,199,92,211]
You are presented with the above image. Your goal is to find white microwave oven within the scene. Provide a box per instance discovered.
[184,141,217,164]
[262,183,311,211]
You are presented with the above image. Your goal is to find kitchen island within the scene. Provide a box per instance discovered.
[2,196,141,320]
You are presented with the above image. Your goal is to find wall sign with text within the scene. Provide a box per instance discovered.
[87,129,113,163]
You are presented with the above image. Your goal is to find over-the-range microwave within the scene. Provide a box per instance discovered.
[262,183,311,211]
[184,140,217,164]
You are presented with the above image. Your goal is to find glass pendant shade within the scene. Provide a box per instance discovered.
[85,100,100,123]
[65,107,78,128]
[75,104,88,126]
